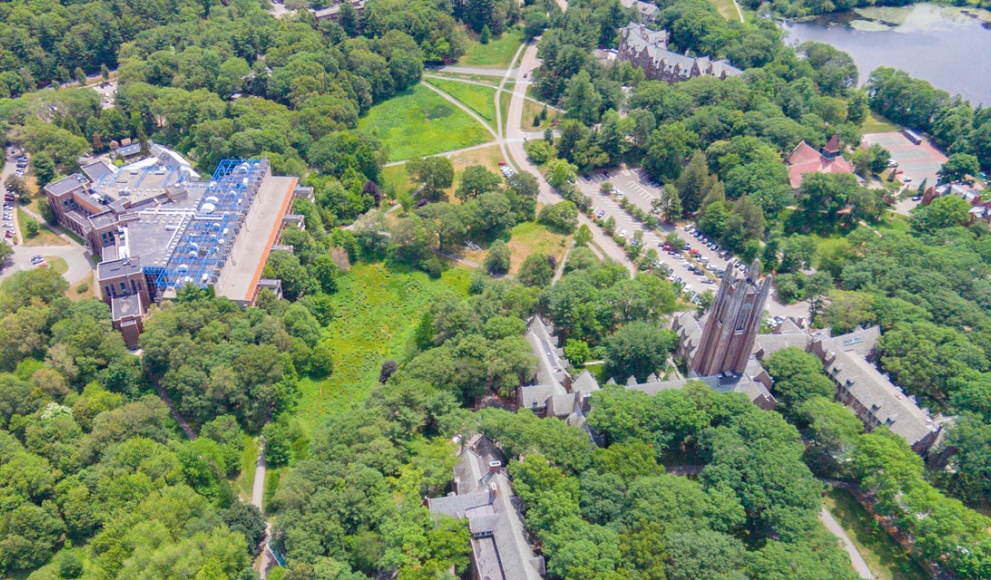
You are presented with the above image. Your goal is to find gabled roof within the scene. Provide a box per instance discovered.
[786,141,823,166]
[428,435,544,580]
[823,133,841,155]
[814,327,943,447]
[571,369,601,394]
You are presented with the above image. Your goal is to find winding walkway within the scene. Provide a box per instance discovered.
[820,507,875,579]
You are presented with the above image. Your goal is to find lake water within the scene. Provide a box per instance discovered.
[780,4,991,105]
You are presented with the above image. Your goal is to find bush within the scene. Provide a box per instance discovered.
[24,218,40,238]
[420,255,443,278]
[75,282,90,294]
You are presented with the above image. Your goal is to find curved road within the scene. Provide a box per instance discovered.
[503,41,636,271]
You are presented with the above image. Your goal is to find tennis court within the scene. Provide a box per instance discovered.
[864,132,947,185]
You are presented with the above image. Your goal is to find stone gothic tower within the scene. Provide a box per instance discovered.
[690,260,771,377]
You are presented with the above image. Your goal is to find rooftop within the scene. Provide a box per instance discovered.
[816,327,945,447]
[525,316,569,393]
[428,435,544,580]
[110,293,143,320]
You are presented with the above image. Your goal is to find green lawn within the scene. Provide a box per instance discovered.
[862,111,899,134]
[507,221,572,274]
[500,90,512,134]
[295,263,471,432]
[358,84,493,162]
[17,208,68,247]
[426,78,498,125]
[380,164,415,198]
[42,256,68,275]
[824,488,928,580]
[238,435,260,499]
[459,27,525,68]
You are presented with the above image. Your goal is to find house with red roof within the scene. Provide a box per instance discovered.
[785,134,854,189]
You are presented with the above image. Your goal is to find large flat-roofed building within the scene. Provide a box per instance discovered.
[45,147,307,346]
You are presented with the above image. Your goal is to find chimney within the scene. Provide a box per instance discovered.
[488,461,501,475]
[488,481,499,503]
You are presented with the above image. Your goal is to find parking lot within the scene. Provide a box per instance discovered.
[570,166,738,301]
[571,164,809,318]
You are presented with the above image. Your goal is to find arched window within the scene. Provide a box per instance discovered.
[735,303,753,333]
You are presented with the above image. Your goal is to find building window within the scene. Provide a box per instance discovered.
[735,303,753,333]
[120,281,127,294]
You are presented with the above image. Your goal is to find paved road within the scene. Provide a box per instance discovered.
[504,42,635,272]
[0,155,94,285]
[427,65,517,77]
[821,506,876,579]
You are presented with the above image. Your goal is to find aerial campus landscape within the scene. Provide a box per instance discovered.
[0,0,990,578]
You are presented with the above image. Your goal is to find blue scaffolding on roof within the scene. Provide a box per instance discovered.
[152,159,268,293]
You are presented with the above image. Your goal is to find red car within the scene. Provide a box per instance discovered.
[662,244,673,251]
[498,160,507,166]
[689,249,701,256]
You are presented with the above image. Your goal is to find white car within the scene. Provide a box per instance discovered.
[619,229,628,238]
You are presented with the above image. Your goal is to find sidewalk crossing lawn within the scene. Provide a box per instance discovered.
[426,78,498,124]
[359,84,493,162]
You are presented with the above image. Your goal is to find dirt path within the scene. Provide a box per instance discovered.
[151,376,197,440]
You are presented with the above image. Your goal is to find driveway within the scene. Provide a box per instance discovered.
[0,153,95,286]
[0,243,92,285]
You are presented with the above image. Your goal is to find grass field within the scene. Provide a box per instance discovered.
[17,208,68,247]
[507,221,572,274]
[522,98,560,131]
[359,84,493,162]
[711,0,742,20]
[862,111,900,134]
[42,256,67,275]
[426,78,498,125]
[459,27,525,68]
[427,71,502,86]
[67,277,94,301]
[295,263,471,432]
[824,488,928,580]
[380,164,416,199]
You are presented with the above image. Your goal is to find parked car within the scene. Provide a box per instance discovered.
[911,195,922,202]
[597,209,606,219]
[619,229,628,238]
[702,279,714,285]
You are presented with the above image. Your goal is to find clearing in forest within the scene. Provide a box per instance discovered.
[359,84,493,162]
[295,263,470,431]
[458,27,525,68]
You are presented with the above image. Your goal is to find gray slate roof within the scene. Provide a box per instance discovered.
[815,327,944,447]
[427,435,544,580]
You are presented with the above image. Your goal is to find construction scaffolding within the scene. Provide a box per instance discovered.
[153,159,270,293]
